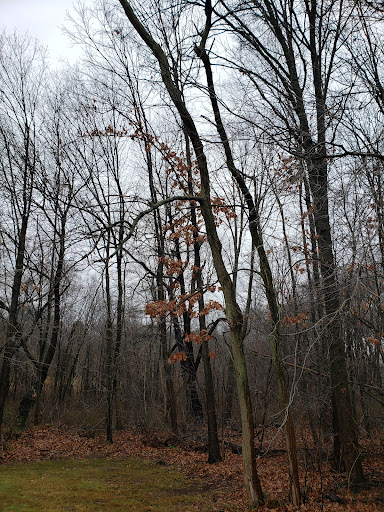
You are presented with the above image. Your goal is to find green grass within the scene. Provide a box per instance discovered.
[0,458,216,511]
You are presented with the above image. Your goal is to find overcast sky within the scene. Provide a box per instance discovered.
[1,0,83,64]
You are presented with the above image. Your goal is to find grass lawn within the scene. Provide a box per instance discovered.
[0,458,217,511]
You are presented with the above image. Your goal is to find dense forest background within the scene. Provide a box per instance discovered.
[0,0,383,506]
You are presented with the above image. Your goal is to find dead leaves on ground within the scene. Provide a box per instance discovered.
[0,426,383,511]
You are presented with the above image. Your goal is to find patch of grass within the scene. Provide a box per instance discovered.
[0,458,217,511]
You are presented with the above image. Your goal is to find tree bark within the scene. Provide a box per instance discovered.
[196,33,301,503]
[217,0,364,483]
[185,133,221,462]
[118,0,264,503]
[0,213,29,427]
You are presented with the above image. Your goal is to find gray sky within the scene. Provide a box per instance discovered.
[1,0,82,64]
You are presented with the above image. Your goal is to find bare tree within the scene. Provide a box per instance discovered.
[0,33,47,427]
[116,0,265,504]
[212,0,364,482]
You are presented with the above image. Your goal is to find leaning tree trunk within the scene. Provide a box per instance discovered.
[196,35,301,504]
[118,1,264,503]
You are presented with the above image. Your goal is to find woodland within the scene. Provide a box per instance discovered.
[0,0,383,509]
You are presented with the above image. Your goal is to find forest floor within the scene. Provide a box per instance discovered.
[0,425,383,511]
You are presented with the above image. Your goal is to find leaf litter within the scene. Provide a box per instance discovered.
[0,425,383,511]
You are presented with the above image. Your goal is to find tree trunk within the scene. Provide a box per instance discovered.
[113,216,125,431]
[105,231,114,443]
[118,2,264,502]
[197,39,301,504]
[186,133,221,461]
[0,213,29,427]
[307,156,364,483]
